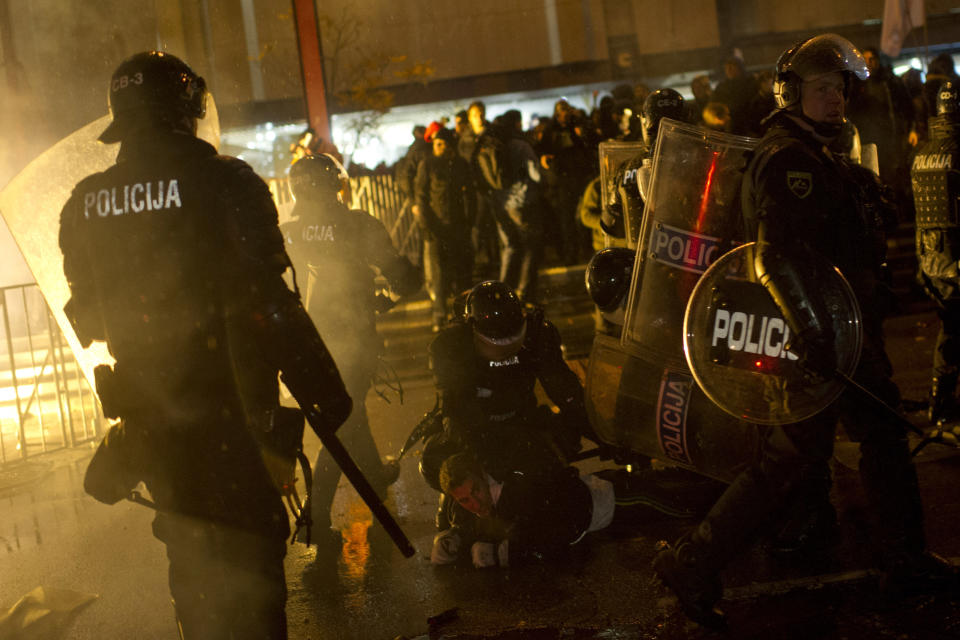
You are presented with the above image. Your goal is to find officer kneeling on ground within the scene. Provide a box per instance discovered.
[62,52,351,639]
[420,281,596,527]
[653,34,958,631]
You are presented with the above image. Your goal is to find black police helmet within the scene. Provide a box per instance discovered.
[100,51,207,143]
[465,281,527,361]
[937,80,960,118]
[772,34,868,110]
[289,153,347,201]
[586,248,636,313]
[466,281,525,340]
[641,88,685,148]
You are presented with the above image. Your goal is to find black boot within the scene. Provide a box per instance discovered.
[769,468,839,559]
[652,535,727,631]
[928,373,959,424]
[769,500,839,558]
[880,550,960,595]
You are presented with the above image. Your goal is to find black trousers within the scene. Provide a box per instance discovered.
[689,332,924,573]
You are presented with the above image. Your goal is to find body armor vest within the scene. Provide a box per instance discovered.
[912,131,960,230]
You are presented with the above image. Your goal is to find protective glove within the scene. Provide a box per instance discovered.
[471,542,497,568]
[430,529,462,565]
[787,331,837,383]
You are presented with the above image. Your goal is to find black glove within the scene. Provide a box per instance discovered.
[787,331,837,383]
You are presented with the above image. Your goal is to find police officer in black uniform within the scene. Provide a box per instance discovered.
[420,281,594,522]
[653,35,956,630]
[913,80,960,423]
[281,154,422,547]
[60,52,352,639]
[602,88,685,245]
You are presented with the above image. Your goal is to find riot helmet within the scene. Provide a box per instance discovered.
[466,281,527,361]
[937,80,960,119]
[641,88,685,149]
[289,153,348,201]
[772,34,868,111]
[99,51,207,143]
[586,248,636,313]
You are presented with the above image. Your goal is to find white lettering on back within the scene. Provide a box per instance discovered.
[83,179,183,219]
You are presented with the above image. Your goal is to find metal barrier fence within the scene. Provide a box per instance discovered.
[266,174,422,266]
[0,175,414,466]
[0,284,103,464]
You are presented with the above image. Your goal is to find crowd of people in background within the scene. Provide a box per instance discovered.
[376,47,958,326]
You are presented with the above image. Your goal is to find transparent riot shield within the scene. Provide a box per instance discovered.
[585,332,759,483]
[598,140,646,248]
[683,243,862,425]
[0,96,220,389]
[621,119,757,370]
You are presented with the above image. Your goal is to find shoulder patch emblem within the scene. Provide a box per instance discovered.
[786,171,813,199]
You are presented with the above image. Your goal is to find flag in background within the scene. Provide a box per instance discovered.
[880,0,925,58]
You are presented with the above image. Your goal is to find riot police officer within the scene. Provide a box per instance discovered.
[60,52,351,639]
[654,35,956,630]
[420,281,594,522]
[602,88,685,245]
[913,80,960,423]
[281,153,422,548]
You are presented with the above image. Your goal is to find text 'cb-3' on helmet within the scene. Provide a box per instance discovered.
[641,88,685,149]
[99,51,207,143]
[937,79,960,119]
[466,281,527,361]
[772,33,869,110]
[288,153,349,201]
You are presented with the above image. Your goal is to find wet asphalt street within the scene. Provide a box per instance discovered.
[3,265,960,639]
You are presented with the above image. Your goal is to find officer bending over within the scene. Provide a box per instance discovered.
[420,281,595,526]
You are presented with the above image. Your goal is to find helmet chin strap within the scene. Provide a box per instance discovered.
[784,109,843,141]
[797,111,843,139]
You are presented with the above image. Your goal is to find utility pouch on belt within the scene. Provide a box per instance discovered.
[94,364,128,420]
[84,421,141,505]
[259,406,306,491]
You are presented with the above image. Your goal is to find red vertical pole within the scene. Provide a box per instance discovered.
[291,0,331,142]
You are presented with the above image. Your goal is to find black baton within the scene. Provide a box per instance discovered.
[303,405,416,558]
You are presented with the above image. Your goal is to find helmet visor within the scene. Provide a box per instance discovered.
[784,34,869,82]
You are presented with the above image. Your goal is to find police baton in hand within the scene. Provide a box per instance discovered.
[287,384,416,559]
[261,293,416,558]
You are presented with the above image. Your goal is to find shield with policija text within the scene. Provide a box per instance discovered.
[598,139,646,248]
[683,242,862,425]
[620,118,757,369]
[0,97,220,389]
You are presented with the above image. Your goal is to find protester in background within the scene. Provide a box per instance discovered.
[477,110,544,303]
[414,127,475,331]
[712,54,761,135]
[537,99,596,266]
[847,46,915,221]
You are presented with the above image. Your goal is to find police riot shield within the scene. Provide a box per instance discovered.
[621,119,757,369]
[0,96,220,388]
[683,242,862,425]
[598,140,646,248]
[585,332,760,482]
